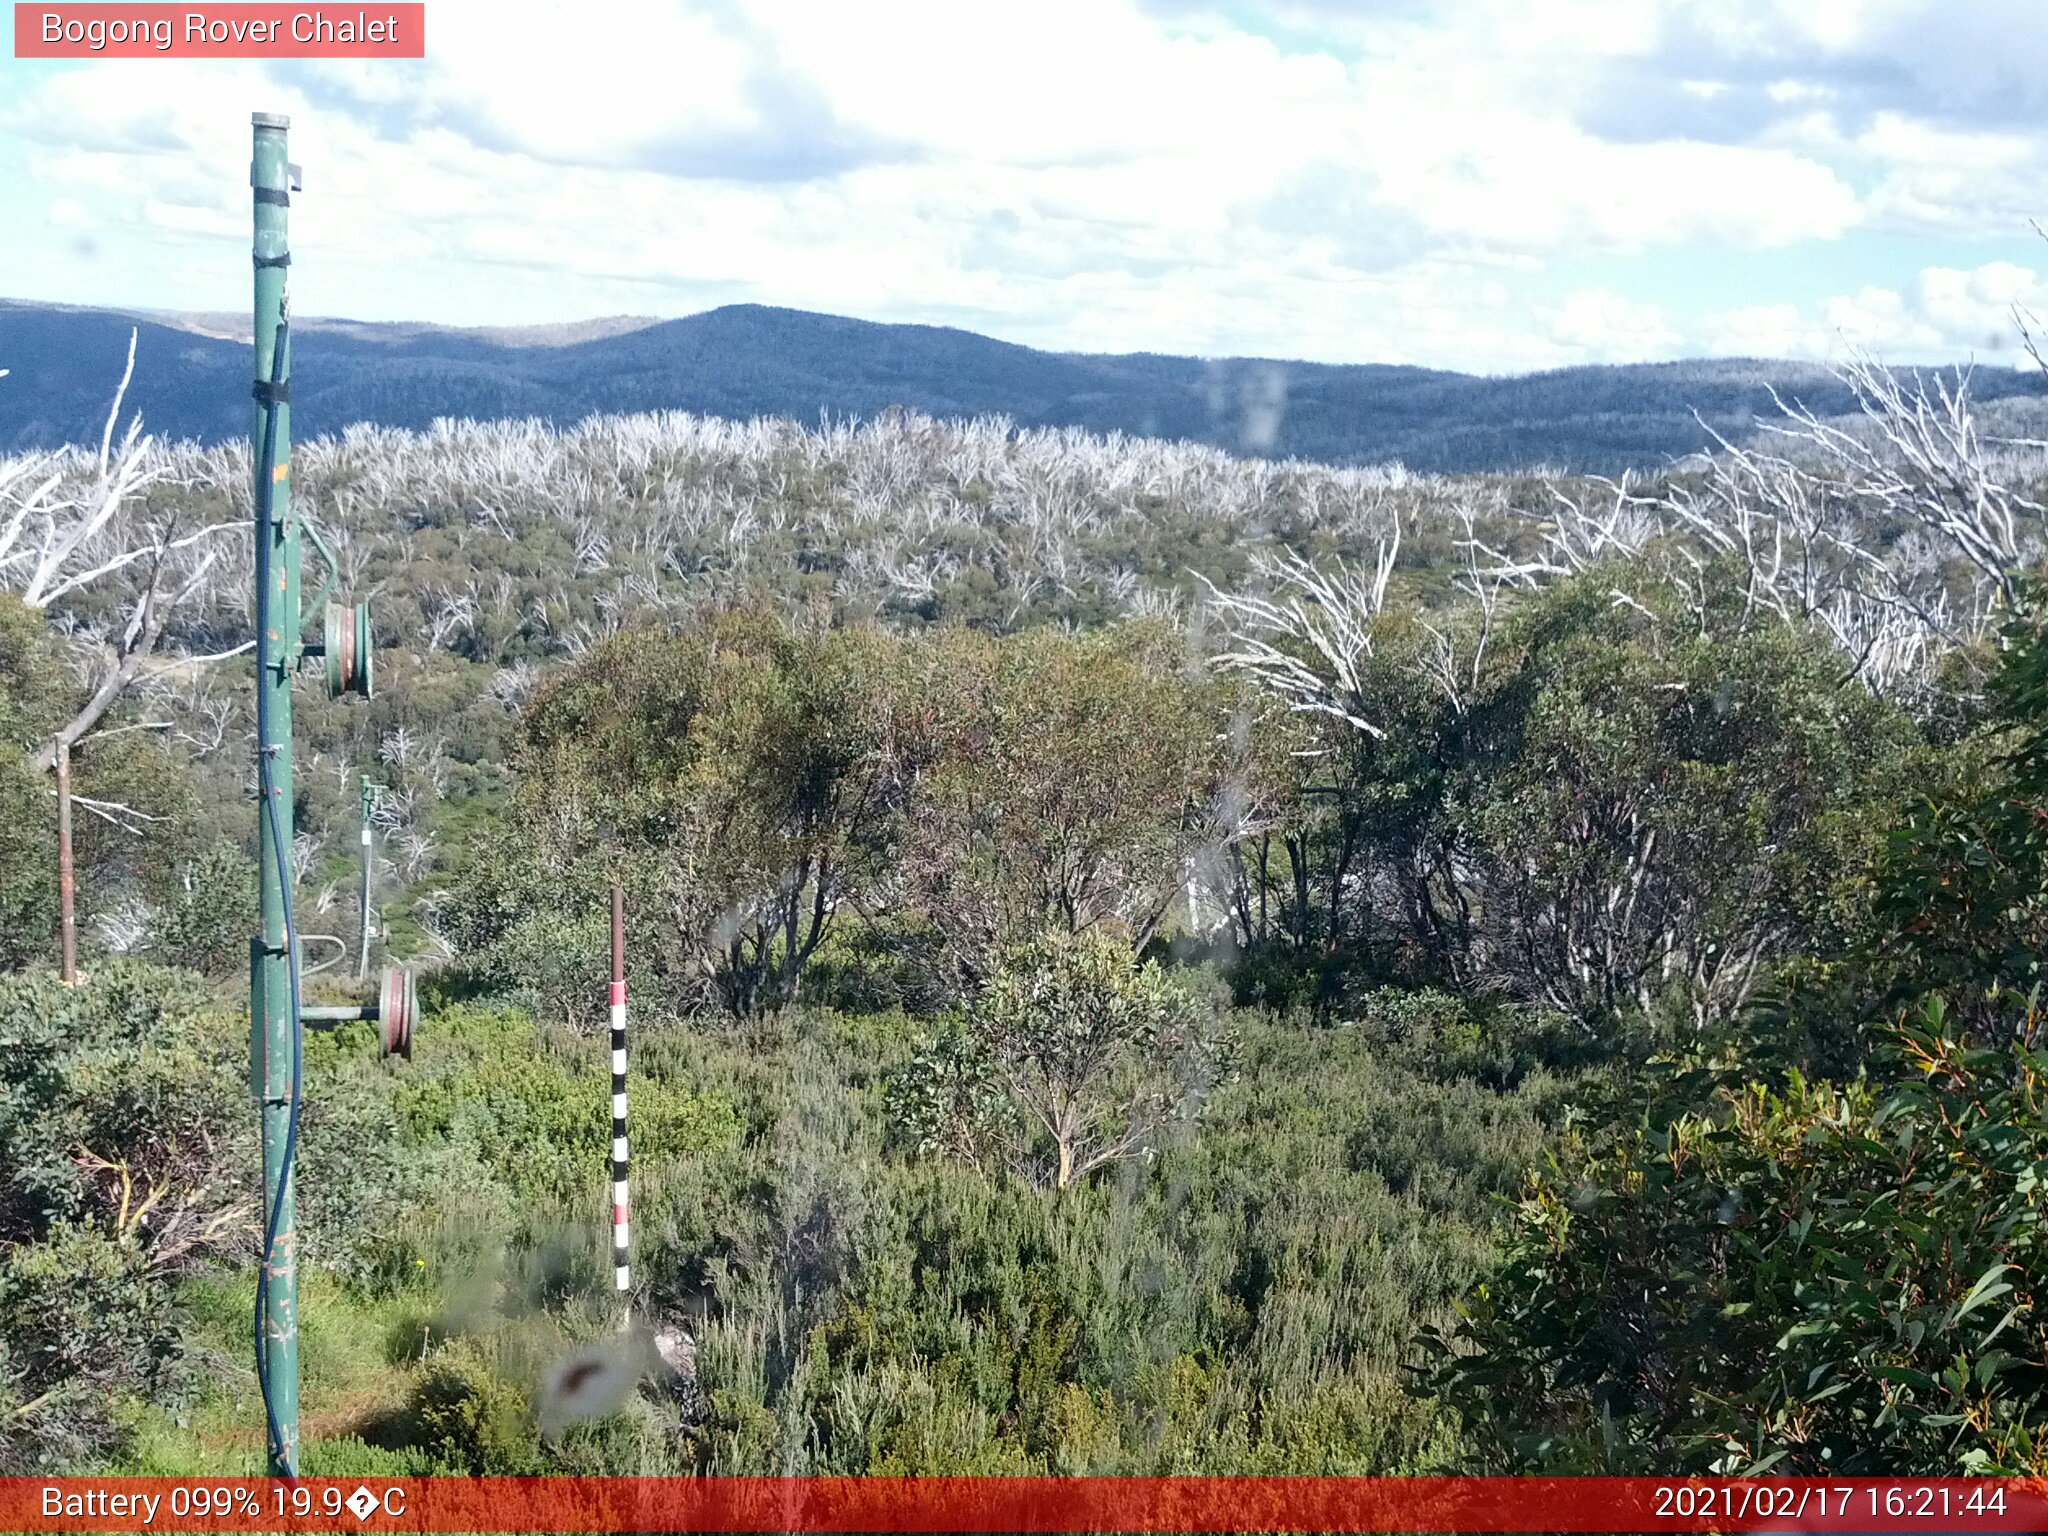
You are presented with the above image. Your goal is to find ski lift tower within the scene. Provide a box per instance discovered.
[246,111,416,1477]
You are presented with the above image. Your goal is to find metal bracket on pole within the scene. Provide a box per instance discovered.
[300,966,416,1059]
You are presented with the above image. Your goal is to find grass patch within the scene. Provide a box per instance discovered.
[114,1271,443,1474]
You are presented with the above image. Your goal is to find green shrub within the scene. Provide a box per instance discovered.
[1356,986,1590,1088]
[375,1337,542,1474]
[889,932,1234,1191]
[0,1223,181,1468]
[298,1436,429,1477]
[0,962,242,1243]
[0,963,248,1470]
[145,839,257,979]
[390,1005,744,1206]
[1422,1004,2048,1474]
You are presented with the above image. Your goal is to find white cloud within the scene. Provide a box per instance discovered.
[1916,261,2046,351]
[1699,261,2046,361]
[1543,290,1683,362]
[1820,284,1935,349]
[1703,302,1815,357]
[45,197,93,230]
[0,0,2044,370]
[1751,112,2048,237]
[1366,125,1858,251]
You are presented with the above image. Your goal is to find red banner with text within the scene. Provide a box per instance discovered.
[13,4,424,58]
[7,1477,2048,1533]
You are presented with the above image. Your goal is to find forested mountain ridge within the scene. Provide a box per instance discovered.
[5,295,2041,473]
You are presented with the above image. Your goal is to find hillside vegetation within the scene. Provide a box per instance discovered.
[6,348,2048,1476]
[6,296,2043,472]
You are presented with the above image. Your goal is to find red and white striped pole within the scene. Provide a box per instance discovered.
[609,881,630,1297]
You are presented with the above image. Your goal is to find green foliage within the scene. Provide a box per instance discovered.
[382,1337,543,1474]
[1461,572,1912,1028]
[0,597,74,966]
[898,621,1242,989]
[389,1004,743,1208]
[54,984,1542,1479]
[655,1005,1539,1474]
[436,831,613,1028]
[1422,582,2048,1475]
[0,963,249,1470]
[1220,613,1448,978]
[1352,987,1588,1090]
[0,1222,179,1469]
[5,413,2017,1484]
[461,611,1243,1020]
[1424,1005,2048,1474]
[0,757,58,970]
[297,1436,428,1477]
[477,608,917,1016]
[1871,585,2048,1021]
[144,838,256,978]
[0,595,213,969]
[890,931,1233,1191]
[1227,564,1917,1034]
[0,963,241,1242]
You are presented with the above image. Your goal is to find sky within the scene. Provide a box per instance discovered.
[3,0,2047,374]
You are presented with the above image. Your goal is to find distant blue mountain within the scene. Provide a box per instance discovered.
[2,298,2039,474]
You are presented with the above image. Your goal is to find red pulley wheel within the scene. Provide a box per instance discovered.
[378,966,415,1059]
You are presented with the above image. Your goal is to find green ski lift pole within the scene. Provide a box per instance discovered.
[246,112,407,1476]
[249,109,301,1477]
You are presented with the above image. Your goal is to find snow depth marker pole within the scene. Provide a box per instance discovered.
[610,880,631,1300]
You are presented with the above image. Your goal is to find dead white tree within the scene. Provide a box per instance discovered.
[1199,529,1402,739]
[418,580,479,649]
[0,336,242,974]
[1440,352,2048,701]
[1,335,244,770]
[1643,354,2048,695]
[1418,499,1509,716]
[1770,358,2042,611]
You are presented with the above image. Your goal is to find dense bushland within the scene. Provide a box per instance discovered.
[1425,593,2048,1475]
[6,353,2048,1474]
[3,966,1572,1475]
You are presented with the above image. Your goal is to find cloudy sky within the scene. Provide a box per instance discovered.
[4,0,2046,373]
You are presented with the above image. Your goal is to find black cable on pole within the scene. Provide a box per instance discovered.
[251,316,303,1475]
